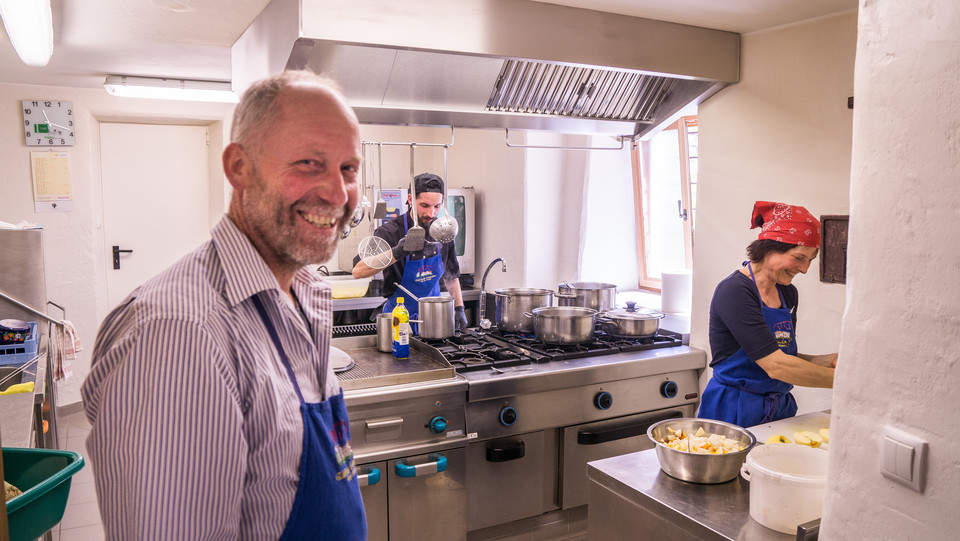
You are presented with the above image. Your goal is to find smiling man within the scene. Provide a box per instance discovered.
[82,70,367,540]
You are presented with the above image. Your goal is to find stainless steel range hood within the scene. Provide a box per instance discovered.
[232,0,739,138]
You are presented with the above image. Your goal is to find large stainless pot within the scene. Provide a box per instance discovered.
[493,288,555,333]
[598,301,664,338]
[525,306,598,344]
[416,296,455,339]
[557,282,617,312]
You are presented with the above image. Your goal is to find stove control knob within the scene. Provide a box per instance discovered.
[661,381,679,399]
[499,406,518,426]
[594,391,613,410]
[428,416,448,434]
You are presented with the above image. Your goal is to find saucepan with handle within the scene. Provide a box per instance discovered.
[393,282,454,339]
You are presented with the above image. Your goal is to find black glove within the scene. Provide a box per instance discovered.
[421,241,439,259]
[391,237,406,261]
[454,305,468,332]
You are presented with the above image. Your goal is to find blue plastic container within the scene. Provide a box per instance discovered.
[0,321,38,367]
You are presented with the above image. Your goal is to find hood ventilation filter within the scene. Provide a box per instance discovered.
[486,60,679,123]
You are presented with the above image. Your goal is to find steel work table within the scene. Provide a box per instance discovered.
[0,354,45,448]
[587,448,794,541]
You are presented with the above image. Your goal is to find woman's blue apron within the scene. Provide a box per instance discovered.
[252,295,366,541]
[381,216,444,335]
[698,263,798,428]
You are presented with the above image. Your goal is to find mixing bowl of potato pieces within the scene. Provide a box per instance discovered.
[647,418,757,484]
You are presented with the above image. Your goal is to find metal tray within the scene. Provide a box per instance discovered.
[332,335,455,391]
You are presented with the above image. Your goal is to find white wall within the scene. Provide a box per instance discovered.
[822,0,960,537]
[0,83,232,406]
[693,12,856,415]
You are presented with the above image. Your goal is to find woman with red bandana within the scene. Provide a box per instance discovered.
[698,201,838,428]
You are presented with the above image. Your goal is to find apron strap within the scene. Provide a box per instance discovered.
[252,294,307,404]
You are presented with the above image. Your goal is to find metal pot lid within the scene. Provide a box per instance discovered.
[494,287,555,295]
[603,301,664,320]
[559,281,617,290]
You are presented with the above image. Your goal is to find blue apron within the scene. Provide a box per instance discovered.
[382,216,444,335]
[698,263,798,428]
[252,295,366,541]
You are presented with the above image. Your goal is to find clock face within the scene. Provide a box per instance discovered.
[22,100,75,146]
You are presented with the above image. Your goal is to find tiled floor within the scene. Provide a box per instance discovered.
[53,409,104,541]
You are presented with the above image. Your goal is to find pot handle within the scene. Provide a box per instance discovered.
[740,462,751,481]
[522,311,535,319]
[554,292,577,299]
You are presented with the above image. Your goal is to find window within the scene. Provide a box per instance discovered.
[632,116,697,291]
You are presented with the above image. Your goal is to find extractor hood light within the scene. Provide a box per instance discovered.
[103,75,239,103]
[0,0,54,67]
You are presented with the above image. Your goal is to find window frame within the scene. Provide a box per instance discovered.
[632,115,697,292]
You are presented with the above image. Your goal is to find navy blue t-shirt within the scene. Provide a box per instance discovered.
[708,269,799,367]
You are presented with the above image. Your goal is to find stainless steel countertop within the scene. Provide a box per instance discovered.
[587,448,793,541]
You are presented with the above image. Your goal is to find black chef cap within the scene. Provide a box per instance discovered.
[411,173,445,196]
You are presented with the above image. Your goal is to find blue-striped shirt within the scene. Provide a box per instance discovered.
[81,215,342,540]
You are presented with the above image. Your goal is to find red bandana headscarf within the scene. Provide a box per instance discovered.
[751,201,821,248]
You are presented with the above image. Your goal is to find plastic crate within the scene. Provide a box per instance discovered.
[0,322,39,367]
[3,447,85,541]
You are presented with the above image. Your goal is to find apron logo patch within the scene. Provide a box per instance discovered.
[772,321,793,349]
[330,421,358,482]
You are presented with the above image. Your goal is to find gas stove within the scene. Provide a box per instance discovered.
[415,326,684,370]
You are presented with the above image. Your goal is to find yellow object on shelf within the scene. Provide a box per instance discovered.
[0,381,34,396]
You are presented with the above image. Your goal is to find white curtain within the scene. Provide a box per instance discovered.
[577,136,639,289]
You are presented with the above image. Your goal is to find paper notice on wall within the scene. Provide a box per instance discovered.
[31,150,74,213]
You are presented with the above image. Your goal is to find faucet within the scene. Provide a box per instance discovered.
[479,258,507,330]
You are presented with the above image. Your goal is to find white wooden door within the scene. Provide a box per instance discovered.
[100,123,212,308]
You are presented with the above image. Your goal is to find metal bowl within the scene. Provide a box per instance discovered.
[647,418,757,484]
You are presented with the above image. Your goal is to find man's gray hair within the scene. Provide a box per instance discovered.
[230,69,344,150]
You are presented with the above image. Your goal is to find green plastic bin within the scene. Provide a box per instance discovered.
[3,447,85,541]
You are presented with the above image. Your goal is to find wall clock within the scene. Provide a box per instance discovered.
[22,100,75,146]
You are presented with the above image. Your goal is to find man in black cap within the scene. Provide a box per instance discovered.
[352,172,467,332]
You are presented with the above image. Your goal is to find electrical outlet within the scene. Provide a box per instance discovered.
[880,426,927,493]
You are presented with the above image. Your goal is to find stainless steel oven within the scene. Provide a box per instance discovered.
[339,335,469,541]
[337,327,708,540]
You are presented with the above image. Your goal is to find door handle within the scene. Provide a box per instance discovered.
[485,440,525,462]
[358,466,381,487]
[112,245,134,269]
[577,410,683,445]
[394,454,447,478]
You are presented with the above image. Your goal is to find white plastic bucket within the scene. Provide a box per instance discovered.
[740,444,829,534]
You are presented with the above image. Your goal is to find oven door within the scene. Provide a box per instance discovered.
[388,447,467,541]
[358,462,388,541]
[561,406,695,509]
[466,429,559,531]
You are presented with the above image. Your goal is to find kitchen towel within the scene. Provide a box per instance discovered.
[53,320,82,381]
[661,270,692,314]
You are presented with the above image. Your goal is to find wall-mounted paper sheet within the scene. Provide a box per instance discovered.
[31,151,74,213]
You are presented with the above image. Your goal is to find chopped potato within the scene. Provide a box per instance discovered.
[5,480,22,502]
[657,425,745,454]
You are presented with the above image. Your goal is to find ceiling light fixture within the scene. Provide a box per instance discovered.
[0,0,54,67]
[103,75,239,103]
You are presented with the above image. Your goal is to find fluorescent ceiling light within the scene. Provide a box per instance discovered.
[104,75,239,103]
[0,0,54,67]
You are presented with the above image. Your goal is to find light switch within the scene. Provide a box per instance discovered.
[880,426,927,493]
